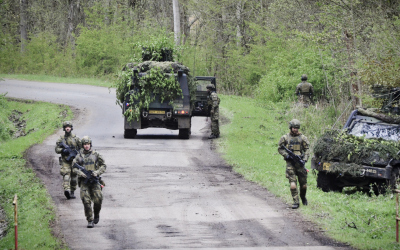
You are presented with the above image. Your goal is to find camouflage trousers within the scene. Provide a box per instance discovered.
[211,119,219,136]
[59,161,77,192]
[79,182,103,222]
[298,95,312,107]
[285,161,308,204]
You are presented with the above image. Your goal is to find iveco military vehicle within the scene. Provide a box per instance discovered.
[122,67,216,139]
[312,108,400,193]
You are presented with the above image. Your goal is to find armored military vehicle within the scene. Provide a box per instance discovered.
[312,108,400,193]
[120,62,216,139]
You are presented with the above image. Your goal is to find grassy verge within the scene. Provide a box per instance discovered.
[0,95,71,250]
[218,95,399,250]
[0,74,113,88]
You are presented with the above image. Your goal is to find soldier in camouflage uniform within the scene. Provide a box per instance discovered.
[72,136,107,228]
[207,83,220,139]
[296,74,314,107]
[278,119,310,209]
[55,121,81,199]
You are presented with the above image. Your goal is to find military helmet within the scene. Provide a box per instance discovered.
[206,84,215,90]
[301,74,308,81]
[289,119,301,129]
[62,121,73,131]
[81,136,92,146]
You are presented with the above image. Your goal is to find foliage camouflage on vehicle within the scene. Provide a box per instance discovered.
[314,130,400,177]
[314,107,400,179]
[115,61,197,122]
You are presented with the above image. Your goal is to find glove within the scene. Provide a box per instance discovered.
[92,171,99,177]
[62,149,70,155]
[78,171,87,178]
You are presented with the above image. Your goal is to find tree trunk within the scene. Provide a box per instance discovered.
[236,1,242,47]
[172,0,180,46]
[20,0,28,53]
[66,0,75,48]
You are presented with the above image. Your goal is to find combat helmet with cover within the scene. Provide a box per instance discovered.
[301,74,308,81]
[289,119,301,129]
[63,121,73,131]
[81,136,92,146]
[206,84,215,90]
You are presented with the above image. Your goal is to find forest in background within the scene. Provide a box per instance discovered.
[1,0,400,117]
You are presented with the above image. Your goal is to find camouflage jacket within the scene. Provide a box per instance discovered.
[208,91,220,115]
[278,132,310,162]
[72,149,107,177]
[55,133,81,162]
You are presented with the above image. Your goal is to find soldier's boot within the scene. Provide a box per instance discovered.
[290,187,299,209]
[70,191,76,199]
[93,214,100,224]
[300,187,307,206]
[64,190,71,199]
[208,134,217,139]
[87,221,94,228]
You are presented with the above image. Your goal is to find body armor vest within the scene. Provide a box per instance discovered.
[299,82,312,94]
[287,134,303,156]
[63,134,79,149]
[81,152,98,171]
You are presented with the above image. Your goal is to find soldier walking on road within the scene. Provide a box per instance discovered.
[296,74,314,107]
[55,121,81,199]
[207,83,220,139]
[278,119,310,209]
[72,136,106,228]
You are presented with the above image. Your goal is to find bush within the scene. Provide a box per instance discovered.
[255,40,333,103]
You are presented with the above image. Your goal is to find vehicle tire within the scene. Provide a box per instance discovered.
[124,129,137,139]
[179,128,190,139]
[317,172,343,192]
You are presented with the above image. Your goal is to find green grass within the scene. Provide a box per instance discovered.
[1,75,399,249]
[218,95,400,250]
[0,74,113,88]
[0,97,71,250]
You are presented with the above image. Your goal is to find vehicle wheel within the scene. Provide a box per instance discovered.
[124,129,137,139]
[317,172,343,192]
[179,128,190,139]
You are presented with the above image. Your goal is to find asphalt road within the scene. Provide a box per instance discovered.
[0,79,350,250]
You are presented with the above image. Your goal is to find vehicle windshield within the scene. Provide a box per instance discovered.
[196,80,210,91]
[348,121,400,141]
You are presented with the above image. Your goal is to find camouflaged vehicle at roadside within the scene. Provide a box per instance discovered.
[311,108,400,193]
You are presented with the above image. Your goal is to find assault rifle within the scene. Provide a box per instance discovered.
[59,141,78,162]
[73,163,104,188]
[281,145,309,172]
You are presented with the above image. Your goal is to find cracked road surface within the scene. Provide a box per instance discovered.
[0,80,351,250]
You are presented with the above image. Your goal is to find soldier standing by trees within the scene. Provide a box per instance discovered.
[278,119,310,209]
[72,136,106,228]
[207,83,220,139]
[55,121,81,199]
[296,74,314,107]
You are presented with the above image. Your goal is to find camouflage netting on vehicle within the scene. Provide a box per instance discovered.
[137,61,190,75]
[115,61,194,106]
[314,130,400,167]
[326,162,364,177]
[357,107,400,123]
[114,61,197,121]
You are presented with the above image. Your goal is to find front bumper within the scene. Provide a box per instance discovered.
[311,157,392,179]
